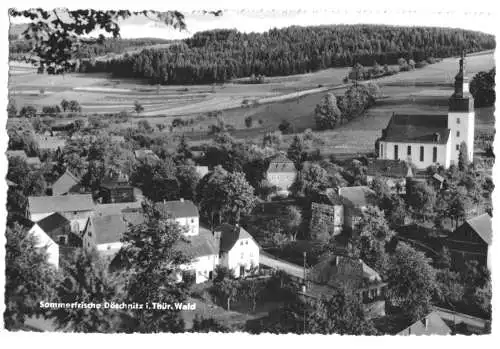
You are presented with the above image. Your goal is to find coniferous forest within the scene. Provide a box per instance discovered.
[78,25,495,84]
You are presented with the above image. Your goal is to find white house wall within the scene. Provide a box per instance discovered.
[380,141,449,169]
[226,238,260,277]
[180,254,219,283]
[447,111,475,164]
[174,216,199,236]
[267,172,296,191]
[29,225,59,269]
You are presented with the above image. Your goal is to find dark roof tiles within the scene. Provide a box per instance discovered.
[381,114,450,144]
[367,159,413,178]
[154,200,199,219]
[268,155,296,173]
[216,223,256,253]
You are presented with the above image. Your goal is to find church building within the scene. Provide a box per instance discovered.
[377,53,474,170]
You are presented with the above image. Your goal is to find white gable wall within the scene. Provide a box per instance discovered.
[226,237,260,277]
[29,224,59,269]
[267,171,296,191]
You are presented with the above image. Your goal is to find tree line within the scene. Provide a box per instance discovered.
[78,25,495,84]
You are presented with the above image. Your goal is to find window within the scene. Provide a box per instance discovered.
[456,145,460,151]
[456,131,460,137]
[407,146,411,156]
[433,147,437,163]
[58,235,66,245]
[394,145,399,160]
[420,146,424,162]
[240,241,244,246]
[191,219,194,223]
[380,143,384,157]
[457,118,461,124]
[240,252,244,259]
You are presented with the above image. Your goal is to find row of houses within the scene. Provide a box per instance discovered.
[24,186,261,283]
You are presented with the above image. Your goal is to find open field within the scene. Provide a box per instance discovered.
[9,51,495,157]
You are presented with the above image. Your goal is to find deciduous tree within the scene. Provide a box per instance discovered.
[387,242,438,321]
[314,93,341,129]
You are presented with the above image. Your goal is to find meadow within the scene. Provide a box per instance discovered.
[9,51,495,157]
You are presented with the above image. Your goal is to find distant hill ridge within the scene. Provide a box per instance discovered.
[10,24,496,85]
[80,25,495,84]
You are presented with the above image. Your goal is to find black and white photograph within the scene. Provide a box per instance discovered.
[1,1,497,337]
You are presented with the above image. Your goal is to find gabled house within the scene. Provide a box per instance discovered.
[51,169,83,196]
[34,135,66,152]
[309,254,387,318]
[174,227,220,284]
[6,150,41,168]
[155,199,199,236]
[82,213,128,262]
[18,213,78,269]
[339,186,377,233]
[27,194,95,233]
[448,213,492,270]
[366,159,413,193]
[214,224,260,278]
[266,154,297,195]
[134,149,160,164]
[99,172,135,204]
[397,312,452,335]
[310,189,344,239]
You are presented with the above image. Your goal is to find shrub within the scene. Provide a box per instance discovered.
[278,120,294,134]
[244,116,253,128]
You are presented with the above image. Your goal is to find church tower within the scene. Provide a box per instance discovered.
[448,51,475,165]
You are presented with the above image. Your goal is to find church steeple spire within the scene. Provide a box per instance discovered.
[453,49,467,98]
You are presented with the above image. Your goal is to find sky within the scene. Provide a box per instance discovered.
[9,8,497,40]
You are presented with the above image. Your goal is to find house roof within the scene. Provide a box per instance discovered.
[6,150,27,159]
[100,172,131,189]
[367,159,413,178]
[37,213,70,239]
[95,201,143,216]
[397,312,452,335]
[174,227,219,258]
[134,149,160,162]
[216,223,256,253]
[154,200,199,219]
[52,170,81,195]
[28,194,95,214]
[310,254,382,289]
[381,114,450,144]
[465,213,492,245]
[268,154,296,173]
[7,179,18,187]
[432,173,445,182]
[35,135,66,150]
[26,157,41,166]
[339,186,376,207]
[90,214,128,245]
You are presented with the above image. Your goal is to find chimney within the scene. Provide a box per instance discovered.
[424,317,429,330]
